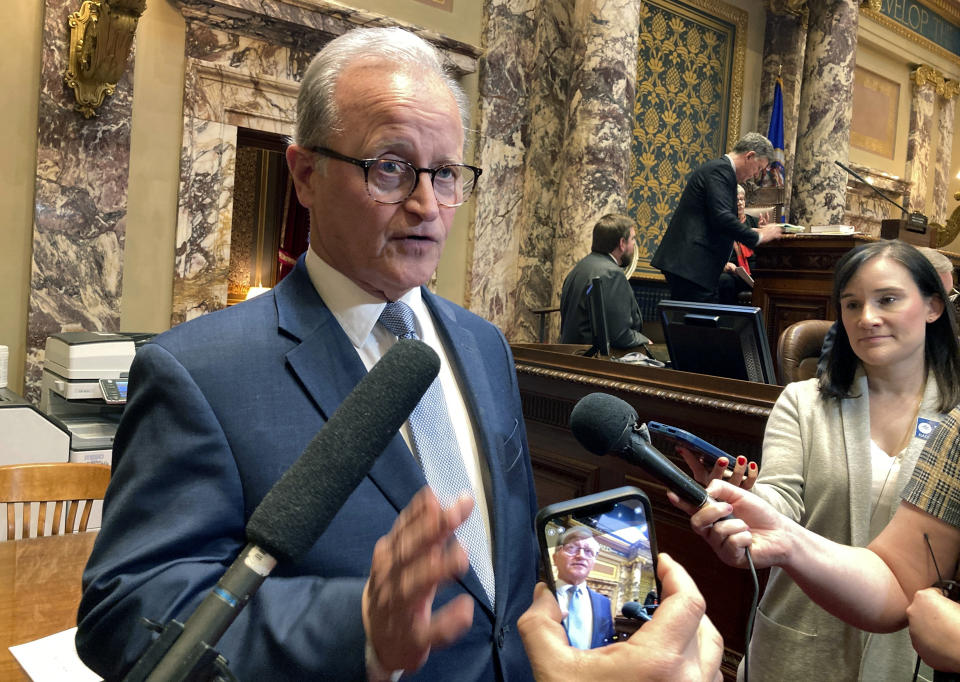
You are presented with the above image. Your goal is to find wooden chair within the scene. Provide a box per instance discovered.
[0,463,111,540]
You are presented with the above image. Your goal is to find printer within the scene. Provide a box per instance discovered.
[40,331,153,465]
[0,387,71,465]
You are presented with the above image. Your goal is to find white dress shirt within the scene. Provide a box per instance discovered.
[303,248,493,555]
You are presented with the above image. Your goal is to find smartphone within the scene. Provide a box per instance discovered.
[536,486,660,647]
[646,421,735,472]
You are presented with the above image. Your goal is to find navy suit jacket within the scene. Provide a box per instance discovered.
[651,158,761,290]
[588,588,615,648]
[76,258,539,681]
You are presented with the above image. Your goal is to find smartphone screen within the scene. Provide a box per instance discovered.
[536,487,660,648]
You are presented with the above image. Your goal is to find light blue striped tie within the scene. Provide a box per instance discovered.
[379,301,495,607]
[566,585,589,649]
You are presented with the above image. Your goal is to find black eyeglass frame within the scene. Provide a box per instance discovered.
[310,146,482,207]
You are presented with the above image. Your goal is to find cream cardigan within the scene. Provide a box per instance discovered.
[742,369,945,682]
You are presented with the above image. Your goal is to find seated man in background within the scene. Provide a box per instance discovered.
[559,214,650,349]
[551,528,615,649]
[717,185,760,305]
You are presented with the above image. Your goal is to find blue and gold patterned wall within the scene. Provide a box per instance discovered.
[629,0,746,275]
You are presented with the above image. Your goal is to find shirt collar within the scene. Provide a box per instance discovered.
[304,248,422,348]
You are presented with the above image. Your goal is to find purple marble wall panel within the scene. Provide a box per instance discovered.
[170,22,300,326]
[548,0,640,342]
[469,0,542,332]
[24,0,137,401]
[905,78,935,214]
[758,7,806,218]
[790,0,857,227]
[172,117,237,324]
[471,0,640,343]
[934,88,957,224]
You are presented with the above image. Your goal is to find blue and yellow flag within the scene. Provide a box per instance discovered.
[764,77,785,188]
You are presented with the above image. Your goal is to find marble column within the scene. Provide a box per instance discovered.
[470,0,561,336]
[471,0,640,342]
[23,0,139,401]
[547,0,641,342]
[757,1,807,218]
[789,0,857,227]
[905,66,941,215]
[933,80,959,224]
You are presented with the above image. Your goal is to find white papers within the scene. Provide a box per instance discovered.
[809,224,855,234]
[771,222,806,233]
[8,627,101,682]
[734,266,754,287]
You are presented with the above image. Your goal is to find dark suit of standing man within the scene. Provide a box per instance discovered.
[651,133,783,302]
[559,214,650,349]
[76,27,538,681]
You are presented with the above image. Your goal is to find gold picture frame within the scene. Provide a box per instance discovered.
[850,65,900,159]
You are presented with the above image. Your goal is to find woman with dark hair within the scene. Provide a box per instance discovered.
[680,239,960,681]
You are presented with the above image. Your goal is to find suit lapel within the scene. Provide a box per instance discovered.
[276,259,427,516]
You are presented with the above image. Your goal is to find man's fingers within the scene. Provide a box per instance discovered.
[390,489,473,570]
[427,594,475,649]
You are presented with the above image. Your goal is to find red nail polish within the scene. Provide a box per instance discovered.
[737,456,746,466]
[749,462,757,470]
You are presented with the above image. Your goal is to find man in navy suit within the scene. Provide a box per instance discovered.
[652,133,783,302]
[76,27,538,681]
[551,528,616,649]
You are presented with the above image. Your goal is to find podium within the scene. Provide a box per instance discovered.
[880,217,937,247]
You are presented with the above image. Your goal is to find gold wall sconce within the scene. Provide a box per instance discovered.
[64,0,147,118]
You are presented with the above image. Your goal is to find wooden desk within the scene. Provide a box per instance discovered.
[513,344,781,680]
[0,532,97,680]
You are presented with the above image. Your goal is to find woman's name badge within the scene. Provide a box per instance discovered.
[916,417,939,440]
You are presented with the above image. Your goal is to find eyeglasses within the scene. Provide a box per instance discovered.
[560,543,597,560]
[311,146,482,207]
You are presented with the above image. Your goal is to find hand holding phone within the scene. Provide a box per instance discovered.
[646,422,735,472]
[535,487,660,649]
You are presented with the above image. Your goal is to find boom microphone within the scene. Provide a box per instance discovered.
[127,339,441,682]
[569,392,709,507]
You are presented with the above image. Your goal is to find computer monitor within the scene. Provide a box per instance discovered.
[657,300,777,384]
[584,277,611,358]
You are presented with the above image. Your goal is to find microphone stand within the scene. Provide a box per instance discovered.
[834,160,928,231]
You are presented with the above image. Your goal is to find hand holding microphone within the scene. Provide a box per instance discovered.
[568,393,788,571]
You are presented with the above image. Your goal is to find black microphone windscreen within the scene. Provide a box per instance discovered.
[569,393,637,455]
[246,339,440,563]
[621,601,645,619]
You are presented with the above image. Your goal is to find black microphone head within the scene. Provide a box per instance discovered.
[246,339,440,563]
[569,393,637,455]
[621,601,645,619]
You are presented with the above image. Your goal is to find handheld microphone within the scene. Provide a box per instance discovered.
[569,392,709,507]
[127,339,441,682]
